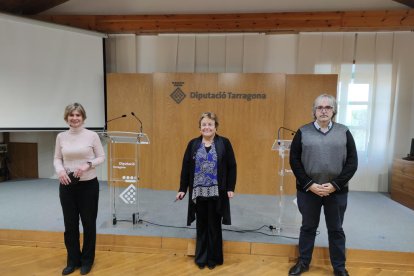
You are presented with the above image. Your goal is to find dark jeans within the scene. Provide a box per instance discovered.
[59,178,99,267]
[195,198,223,266]
[297,190,348,271]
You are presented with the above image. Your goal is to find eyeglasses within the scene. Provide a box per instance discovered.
[201,123,215,127]
[316,106,333,111]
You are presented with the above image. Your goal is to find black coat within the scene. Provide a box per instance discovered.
[179,134,237,226]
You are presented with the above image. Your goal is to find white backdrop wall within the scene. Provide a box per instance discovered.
[104,32,414,192]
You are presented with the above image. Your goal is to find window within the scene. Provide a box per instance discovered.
[337,63,373,152]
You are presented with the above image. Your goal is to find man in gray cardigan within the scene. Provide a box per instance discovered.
[288,94,358,276]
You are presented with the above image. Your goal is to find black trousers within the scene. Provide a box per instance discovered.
[59,178,99,267]
[297,190,348,272]
[195,198,223,266]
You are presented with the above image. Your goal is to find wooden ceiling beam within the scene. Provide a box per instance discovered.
[33,9,414,34]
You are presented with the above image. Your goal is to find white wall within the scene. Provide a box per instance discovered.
[9,132,108,180]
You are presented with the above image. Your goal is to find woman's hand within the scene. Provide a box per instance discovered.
[227,191,234,198]
[74,163,90,178]
[176,192,186,201]
[58,171,70,185]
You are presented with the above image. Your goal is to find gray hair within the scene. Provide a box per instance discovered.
[312,94,337,120]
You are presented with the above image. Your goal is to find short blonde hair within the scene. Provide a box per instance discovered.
[199,112,219,129]
[64,103,87,122]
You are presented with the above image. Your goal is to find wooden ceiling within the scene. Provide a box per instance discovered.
[1,0,414,33]
[32,10,414,34]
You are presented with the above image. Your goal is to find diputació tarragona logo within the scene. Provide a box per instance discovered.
[170,80,267,103]
[170,81,186,104]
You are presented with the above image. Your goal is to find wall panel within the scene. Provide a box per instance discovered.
[285,74,338,130]
[107,73,337,195]
[216,73,285,194]
[152,73,221,190]
[106,74,154,188]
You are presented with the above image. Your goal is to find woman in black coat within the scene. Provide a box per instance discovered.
[176,112,237,270]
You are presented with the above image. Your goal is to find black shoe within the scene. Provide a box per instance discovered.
[80,265,92,275]
[62,266,76,275]
[197,263,205,269]
[334,269,349,276]
[288,261,309,275]
[208,264,216,270]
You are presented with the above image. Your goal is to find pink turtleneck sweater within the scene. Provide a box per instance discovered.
[54,127,105,181]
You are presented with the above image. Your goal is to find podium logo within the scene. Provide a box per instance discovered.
[119,184,136,204]
[170,81,186,104]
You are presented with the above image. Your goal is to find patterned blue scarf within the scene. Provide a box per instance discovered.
[192,142,219,201]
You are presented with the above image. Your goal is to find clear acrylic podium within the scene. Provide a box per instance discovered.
[271,139,301,238]
[99,131,149,225]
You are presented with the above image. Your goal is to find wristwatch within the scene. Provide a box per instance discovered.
[87,161,93,168]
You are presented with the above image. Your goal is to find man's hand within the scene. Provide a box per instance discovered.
[321,183,336,194]
[309,183,330,197]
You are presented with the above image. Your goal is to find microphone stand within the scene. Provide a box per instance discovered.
[103,114,127,132]
[277,126,296,145]
[131,112,143,133]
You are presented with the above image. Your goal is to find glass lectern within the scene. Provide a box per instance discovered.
[99,131,149,225]
[271,139,301,238]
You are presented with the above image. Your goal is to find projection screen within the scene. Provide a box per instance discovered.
[0,13,106,131]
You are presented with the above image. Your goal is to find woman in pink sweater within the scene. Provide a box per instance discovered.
[54,103,105,275]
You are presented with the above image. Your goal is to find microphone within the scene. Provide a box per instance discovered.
[104,114,127,131]
[277,127,296,145]
[131,112,143,133]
